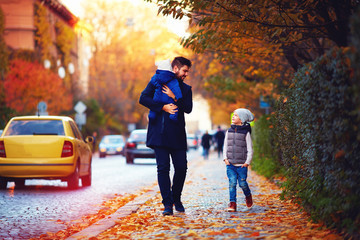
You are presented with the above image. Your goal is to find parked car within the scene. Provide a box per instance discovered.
[124,129,155,164]
[0,116,93,190]
[99,135,125,158]
[187,134,199,150]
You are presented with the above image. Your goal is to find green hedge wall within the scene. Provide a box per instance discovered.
[274,46,360,236]
[252,115,284,180]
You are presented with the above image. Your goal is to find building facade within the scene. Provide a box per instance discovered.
[0,0,88,96]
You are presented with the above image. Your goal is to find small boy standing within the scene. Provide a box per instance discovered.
[223,108,254,212]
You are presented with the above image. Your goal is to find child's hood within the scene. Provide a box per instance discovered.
[156,59,172,71]
[154,70,176,84]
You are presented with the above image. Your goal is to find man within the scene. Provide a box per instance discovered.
[139,56,193,215]
[214,126,225,158]
[201,130,212,160]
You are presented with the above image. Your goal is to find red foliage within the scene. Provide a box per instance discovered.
[4,59,72,115]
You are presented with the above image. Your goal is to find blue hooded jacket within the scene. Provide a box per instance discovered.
[139,77,192,150]
[148,70,182,121]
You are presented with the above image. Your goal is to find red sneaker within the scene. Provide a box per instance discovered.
[246,194,253,209]
[227,202,236,212]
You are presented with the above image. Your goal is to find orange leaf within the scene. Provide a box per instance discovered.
[221,228,237,234]
[208,231,223,236]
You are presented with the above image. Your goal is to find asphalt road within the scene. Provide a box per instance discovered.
[0,150,201,240]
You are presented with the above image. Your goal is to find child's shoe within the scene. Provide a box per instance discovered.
[227,202,236,212]
[246,194,253,209]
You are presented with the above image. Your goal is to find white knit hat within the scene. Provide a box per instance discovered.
[234,108,254,123]
[155,59,172,71]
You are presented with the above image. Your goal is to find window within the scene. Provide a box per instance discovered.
[5,120,65,136]
[69,121,83,140]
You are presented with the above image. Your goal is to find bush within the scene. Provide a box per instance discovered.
[252,115,284,180]
[274,47,360,237]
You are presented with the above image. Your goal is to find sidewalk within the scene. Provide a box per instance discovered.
[69,152,343,240]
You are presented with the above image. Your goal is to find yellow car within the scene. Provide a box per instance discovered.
[0,116,93,190]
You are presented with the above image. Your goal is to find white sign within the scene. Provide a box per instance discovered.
[74,101,87,113]
[36,101,48,116]
[75,113,86,126]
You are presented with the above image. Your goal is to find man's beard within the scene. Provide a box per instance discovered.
[175,73,185,81]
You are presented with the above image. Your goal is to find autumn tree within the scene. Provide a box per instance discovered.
[34,1,52,63]
[4,59,72,115]
[82,0,189,132]
[144,0,359,124]
[149,0,358,71]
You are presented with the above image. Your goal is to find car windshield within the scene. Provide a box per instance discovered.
[130,131,146,141]
[103,137,123,144]
[5,120,65,136]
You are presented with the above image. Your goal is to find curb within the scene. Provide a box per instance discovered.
[66,186,159,240]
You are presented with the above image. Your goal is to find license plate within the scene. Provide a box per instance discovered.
[137,144,147,149]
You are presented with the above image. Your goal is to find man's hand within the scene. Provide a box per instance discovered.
[162,85,176,101]
[162,103,178,115]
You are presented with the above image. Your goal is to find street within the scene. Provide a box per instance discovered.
[0,150,199,239]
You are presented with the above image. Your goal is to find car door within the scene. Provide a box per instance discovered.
[69,121,90,176]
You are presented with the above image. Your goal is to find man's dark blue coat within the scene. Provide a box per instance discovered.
[139,79,192,150]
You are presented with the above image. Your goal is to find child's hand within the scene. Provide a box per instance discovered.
[242,163,249,168]
[224,159,230,165]
[162,85,176,101]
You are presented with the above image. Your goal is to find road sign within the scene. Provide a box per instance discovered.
[74,101,86,113]
[75,113,86,130]
[75,113,86,125]
[260,96,271,108]
[36,101,48,116]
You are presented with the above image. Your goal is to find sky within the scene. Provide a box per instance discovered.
[60,0,190,38]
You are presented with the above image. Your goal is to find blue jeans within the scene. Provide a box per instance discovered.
[226,164,251,202]
[154,147,187,207]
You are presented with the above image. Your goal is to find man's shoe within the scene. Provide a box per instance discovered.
[162,206,173,216]
[227,202,236,212]
[174,202,185,212]
[246,194,253,209]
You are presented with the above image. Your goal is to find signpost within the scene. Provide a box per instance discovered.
[260,96,271,114]
[74,101,86,130]
[36,101,48,116]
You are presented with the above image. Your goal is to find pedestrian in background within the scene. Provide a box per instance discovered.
[92,131,97,153]
[139,56,193,216]
[223,108,254,212]
[201,130,212,160]
[214,126,225,158]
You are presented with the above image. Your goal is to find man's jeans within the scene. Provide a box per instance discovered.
[154,147,187,207]
[226,164,251,202]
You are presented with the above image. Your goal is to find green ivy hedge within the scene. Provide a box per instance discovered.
[274,46,360,237]
[252,115,284,180]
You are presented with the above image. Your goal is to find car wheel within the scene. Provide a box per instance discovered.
[67,163,80,189]
[126,153,134,164]
[82,160,92,187]
[0,177,7,189]
[15,179,26,189]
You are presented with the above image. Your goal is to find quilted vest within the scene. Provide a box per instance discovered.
[226,124,250,165]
